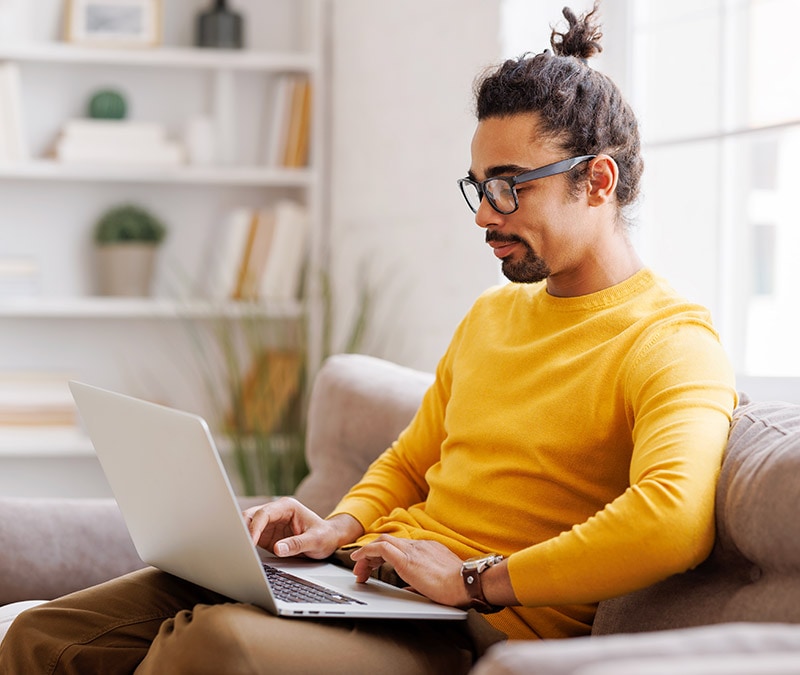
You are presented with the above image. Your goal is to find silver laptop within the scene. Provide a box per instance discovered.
[69,381,466,621]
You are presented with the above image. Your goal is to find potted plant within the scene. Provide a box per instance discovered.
[93,204,167,296]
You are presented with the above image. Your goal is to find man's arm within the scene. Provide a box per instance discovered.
[503,322,737,607]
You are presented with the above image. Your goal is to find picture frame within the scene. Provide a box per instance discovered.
[65,0,162,47]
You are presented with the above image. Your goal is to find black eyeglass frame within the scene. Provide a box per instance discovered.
[457,154,597,215]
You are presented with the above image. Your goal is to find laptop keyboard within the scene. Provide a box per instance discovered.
[263,563,366,605]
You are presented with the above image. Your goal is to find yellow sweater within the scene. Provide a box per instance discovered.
[330,269,737,640]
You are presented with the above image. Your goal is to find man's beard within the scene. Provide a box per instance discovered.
[488,233,550,283]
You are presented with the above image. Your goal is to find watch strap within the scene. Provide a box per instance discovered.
[461,554,504,614]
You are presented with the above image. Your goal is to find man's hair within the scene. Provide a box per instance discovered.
[474,3,642,218]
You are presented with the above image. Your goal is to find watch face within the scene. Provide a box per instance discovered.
[464,554,503,570]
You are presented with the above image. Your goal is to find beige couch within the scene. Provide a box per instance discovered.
[2,353,800,673]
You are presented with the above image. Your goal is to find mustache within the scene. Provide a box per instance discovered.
[485,231,523,245]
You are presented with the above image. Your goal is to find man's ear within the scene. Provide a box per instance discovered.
[586,155,618,206]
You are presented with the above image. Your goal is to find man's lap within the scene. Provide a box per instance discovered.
[0,567,492,675]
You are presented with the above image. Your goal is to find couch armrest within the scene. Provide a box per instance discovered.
[0,497,144,605]
[0,494,269,606]
[471,623,800,675]
[294,354,434,516]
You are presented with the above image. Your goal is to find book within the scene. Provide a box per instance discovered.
[0,257,39,297]
[0,61,29,162]
[206,208,255,301]
[282,78,312,168]
[258,200,309,301]
[0,372,77,427]
[233,348,303,434]
[265,76,312,168]
[0,68,8,162]
[54,118,183,165]
[265,75,296,167]
[234,209,276,302]
[61,119,167,145]
[55,138,184,165]
[204,201,308,303]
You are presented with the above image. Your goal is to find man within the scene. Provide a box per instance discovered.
[0,4,736,673]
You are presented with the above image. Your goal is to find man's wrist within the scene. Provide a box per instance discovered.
[327,513,364,547]
[461,554,504,614]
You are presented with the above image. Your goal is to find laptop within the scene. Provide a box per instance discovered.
[69,381,466,621]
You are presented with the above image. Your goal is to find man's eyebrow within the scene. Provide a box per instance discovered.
[467,164,531,181]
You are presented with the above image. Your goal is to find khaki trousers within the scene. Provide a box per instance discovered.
[0,567,506,675]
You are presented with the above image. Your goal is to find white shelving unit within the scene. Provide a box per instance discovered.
[0,296,304,320]
[0,160,315,187]
[0,0,326,497]
[0,42,316,71]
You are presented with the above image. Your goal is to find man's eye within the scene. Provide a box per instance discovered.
[490,183,513,198]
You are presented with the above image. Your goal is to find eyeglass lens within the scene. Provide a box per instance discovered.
[459,178,516,214]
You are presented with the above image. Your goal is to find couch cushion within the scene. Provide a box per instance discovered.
[294,354,433,516]
[593,400,800,634]
[0,498,144,605]
[0,495,271,607]
[472,622,800,675]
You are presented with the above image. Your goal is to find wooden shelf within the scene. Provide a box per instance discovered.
[0,297,303,320]
[0,42,317,73]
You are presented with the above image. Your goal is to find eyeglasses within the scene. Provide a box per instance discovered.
[457,155,597,215]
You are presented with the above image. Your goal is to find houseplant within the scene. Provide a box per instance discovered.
[93,204,167,296]
[187,266,377,497]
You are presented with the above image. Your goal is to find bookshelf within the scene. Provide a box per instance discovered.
[0,0,326,496]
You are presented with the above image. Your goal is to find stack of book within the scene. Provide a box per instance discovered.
[0,257,39,297]
[0,373,77,429]
[54,119,184,166]
[205,200,310,303]
[0,61,29,162]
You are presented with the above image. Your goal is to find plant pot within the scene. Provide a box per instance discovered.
[95,243,158,297]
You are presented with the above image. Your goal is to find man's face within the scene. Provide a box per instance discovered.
[468,113,593,285]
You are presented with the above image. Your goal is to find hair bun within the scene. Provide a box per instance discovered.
[550,4,603,61]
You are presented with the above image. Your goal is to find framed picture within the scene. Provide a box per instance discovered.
[65,0,162,47]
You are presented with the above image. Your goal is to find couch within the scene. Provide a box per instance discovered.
[2,353,800,673]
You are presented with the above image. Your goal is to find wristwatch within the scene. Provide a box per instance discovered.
[461,553,504,614]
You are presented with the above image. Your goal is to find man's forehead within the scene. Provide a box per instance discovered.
[469,116,555,179]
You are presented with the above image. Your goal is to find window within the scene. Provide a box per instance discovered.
[631,0,800,378]
[500,0,800,389]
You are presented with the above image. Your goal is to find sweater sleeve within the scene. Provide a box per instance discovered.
[327,323,462,530]
[506,318,737,607]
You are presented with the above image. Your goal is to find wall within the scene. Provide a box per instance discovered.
[325,0,634,374]
[326,0,503,373]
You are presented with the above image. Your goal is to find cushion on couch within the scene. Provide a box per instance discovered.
[473,622,800,675]
[294,353,433,516]
[593,400,800,634]
[0,497,143,606]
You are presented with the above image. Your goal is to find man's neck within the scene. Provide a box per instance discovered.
[546,238,644,298]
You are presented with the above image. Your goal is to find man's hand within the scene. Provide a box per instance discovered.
[243,497,363,559]
[349,535,471,607]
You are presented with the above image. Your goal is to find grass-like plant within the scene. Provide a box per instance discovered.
[186,267,376,497]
